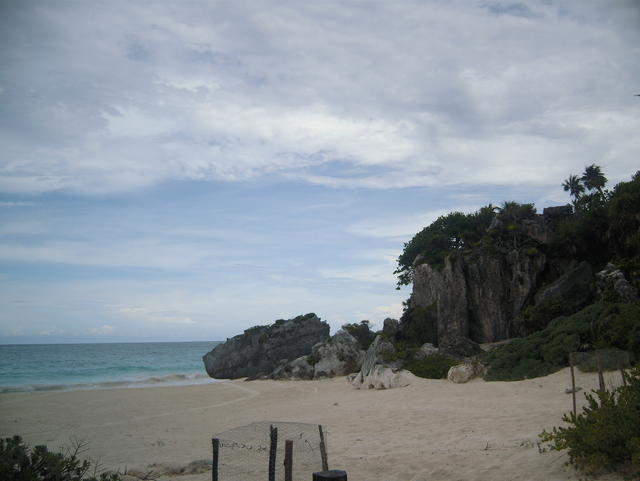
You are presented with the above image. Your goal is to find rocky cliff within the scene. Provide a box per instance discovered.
[403,206,596,351]
[411,249,547,346]
[202,313,330,379]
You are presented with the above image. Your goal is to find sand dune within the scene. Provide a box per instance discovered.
[0,368,624,481]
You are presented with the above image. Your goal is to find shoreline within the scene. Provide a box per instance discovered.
[0,368,624,481]
[0,372,219,395]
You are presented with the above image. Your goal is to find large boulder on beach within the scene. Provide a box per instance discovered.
[352,365,416,390]
[447,362,485,383]
[202,313,330,379]
[358,335,396,377]
[271,329,364,380]
[351,335,412,389]
[270,355,315,380]
[413,342,439,360]
[310,329,364,378]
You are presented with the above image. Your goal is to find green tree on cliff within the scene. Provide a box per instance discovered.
[562,174,585,202]
[581,163,607,194]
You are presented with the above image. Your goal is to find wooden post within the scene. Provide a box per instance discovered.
[284,440,293,481]
[318,425,328,472]
[313,470,347,481]
[569,353,577,417]
[269,425,278,481]
[596,350,605,394]
[211,438,219,481]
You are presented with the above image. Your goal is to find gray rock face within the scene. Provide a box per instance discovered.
[202,314,330,379]
[351,335,397,386]
[402,204,597,352]
[413,342,439,360]
[534,261,593,305]
[596,263,638,302]
[351,365,416,390]
[360,335,396,376]
[411,249,547,347]
[270,355,315,380]
[447,362,486,383]
[350,334,414,389]
[311,329,364,378]
[271,329,364,380]
[382,318,399,338]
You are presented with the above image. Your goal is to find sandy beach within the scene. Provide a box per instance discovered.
[0,368,624,481]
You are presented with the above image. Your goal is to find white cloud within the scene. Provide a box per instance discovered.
[116,305,196,325]
[39,329,65,336]
[0,201,35,207]
[0,239,237,270]
[375,303,404,320]
[319,264,397,285]
[347,206,481,241]
[0,1,637,195]
[90,324,114,335]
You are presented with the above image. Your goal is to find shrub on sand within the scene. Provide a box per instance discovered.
[484,302,640,381]
[539,366,640,479]
[404,355,459,379]
[0,435,121,481]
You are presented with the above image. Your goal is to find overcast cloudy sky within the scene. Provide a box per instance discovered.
[1,0,639,343]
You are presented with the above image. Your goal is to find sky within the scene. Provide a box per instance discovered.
[0,0,639,343]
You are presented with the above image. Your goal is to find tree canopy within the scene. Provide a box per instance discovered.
[395,165,640,288]
[394,201,536,287]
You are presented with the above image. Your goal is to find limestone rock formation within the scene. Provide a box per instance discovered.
[382,318,399,338]
[310,329,364,378]
[271,329,364,380]
[352,364,416,390]
[202,313,330,379]
[447,362,485,383]
[413,342,439,360]
[403,205,582,353]
[411,249,547,348]
[534,261,594,305]
[596,263,638,302]
[270,355,315,380]
[351,335,413,389]
[355,335,396,380]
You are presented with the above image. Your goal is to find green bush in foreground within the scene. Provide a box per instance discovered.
[539,366,640,479]
[484,302,640,381]
[404,355,459,379]
[0,435,121,481]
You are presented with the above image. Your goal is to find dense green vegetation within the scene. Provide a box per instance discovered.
[396,302,438,345]
[520,283,594,334]
[553,168,640,268]
[0,436,121,481]
[484,302,640,381]
[341,320,376,350]
[381,344,458,379]
[395,166,640,373]
[396,167,640,289]
[403,355,459,379]
[394,202,539,287]
[539,366,640,479]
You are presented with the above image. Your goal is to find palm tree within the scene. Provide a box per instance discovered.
[562,174,585,200]
[581,164,607,194]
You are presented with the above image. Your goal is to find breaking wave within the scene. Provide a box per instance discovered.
[1,372,218,394]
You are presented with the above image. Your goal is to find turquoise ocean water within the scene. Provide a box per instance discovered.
[0,341,221,393]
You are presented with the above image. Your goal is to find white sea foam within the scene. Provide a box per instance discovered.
[1,372,220,394]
